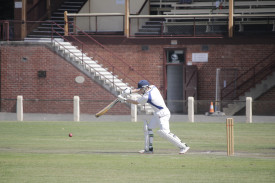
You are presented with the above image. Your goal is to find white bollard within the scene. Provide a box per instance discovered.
[74,96,80,122]
[131,96,137,122]
[17,95,23,121]
[188,97,194,123]
[246,97,252,123]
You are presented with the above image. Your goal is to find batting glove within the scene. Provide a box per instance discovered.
[121,87,131,97]
[118,95,127,103]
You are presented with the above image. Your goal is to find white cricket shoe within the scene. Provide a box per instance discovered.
[179,146,190,154]
[138,149,153,154]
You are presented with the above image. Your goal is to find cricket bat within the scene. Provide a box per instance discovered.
[95,98,120,117]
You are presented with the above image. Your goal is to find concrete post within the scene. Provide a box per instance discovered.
[188,97,194,123]
[246,97,252,123]
[131,96,137,122]
[17,95,23,121]
[64,11,68,36]
[228,0,234,37]
[125,0,130,38]
[74,96,80,122]
[21,0,27,39]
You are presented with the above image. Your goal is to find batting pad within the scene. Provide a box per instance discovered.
[157,130,185,149]
[143,121,153,151]
[143,121,149,151]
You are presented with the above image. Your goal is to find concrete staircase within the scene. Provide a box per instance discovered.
[135,0,178,36]
[31,38,153,114]
[223,72,275,115]
[135,21,163,36]
[28,0,87,38]
[150,0,177,15]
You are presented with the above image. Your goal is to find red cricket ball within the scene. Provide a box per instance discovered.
[69,133,73,137]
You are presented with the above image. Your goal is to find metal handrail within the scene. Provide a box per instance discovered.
[50,22,127,90]
[131,0,149,15]
[221,51,275,100]
[66,21,151,86]
[0,19,148,90]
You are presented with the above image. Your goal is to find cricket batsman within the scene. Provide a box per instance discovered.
[118,80,190,154]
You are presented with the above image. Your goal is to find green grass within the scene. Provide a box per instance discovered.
[0,121,275,183]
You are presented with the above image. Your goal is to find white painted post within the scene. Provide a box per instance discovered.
[188,97,194,123]
[131,96,137,122]
[17,95,23,121]
[246,97,252,123]
[74,96,80,122]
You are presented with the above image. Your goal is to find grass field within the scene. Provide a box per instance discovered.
[0,120,275,183]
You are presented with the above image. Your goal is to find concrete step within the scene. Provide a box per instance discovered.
[87,64,105,69]
[139,28,161,32]
[58,42,72,45]
[40,24,70,28]
[63,49,82,53]
[75,57,95,62]
[60,5,81,8]
[114,82,129,86]
[135,32,161,35]
[37,26,73,30]
[64,2,85,5]
[24,37,53,42]
[142,25,162,28]
[146,21,163,25]
[104,78,123,84]
[58,45,78,50]
[73,56,91,61]
[32,30,69,34]
[223,70,275,115]
[45,19,66,23]
[85,60,98,65]
[68,52,88,56]
[93,71,112,77]
[57,8,79,12]
[103,75,120,79]
[27,35,60,38]
[92,67,108,72]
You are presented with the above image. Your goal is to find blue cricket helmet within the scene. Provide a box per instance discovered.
[137,80,150,89]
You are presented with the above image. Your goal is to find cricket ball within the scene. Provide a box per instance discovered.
[69,133,73,137]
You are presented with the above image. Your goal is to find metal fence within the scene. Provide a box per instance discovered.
[129,14,275,37]
[129,15,228,37]
[1,13,275,41]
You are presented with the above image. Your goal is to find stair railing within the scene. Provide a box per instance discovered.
[51,21,152,113]
[66,21,152,87]
[50,22,128,91]
[131,0,149,15]
[221,51,275,101]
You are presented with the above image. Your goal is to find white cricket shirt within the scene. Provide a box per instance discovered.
[137,85,170,115]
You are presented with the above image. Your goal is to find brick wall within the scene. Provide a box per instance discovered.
[75,38,275,102]
[0,43,130,114]
[1,39,275,115]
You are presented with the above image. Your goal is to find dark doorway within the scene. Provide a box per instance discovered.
[0,0,14,20]
[165,49,197,114]
[167,64,184,113]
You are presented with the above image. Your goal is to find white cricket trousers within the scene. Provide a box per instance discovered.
[148,113,171,133]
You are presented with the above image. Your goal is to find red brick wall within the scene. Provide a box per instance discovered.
[0,43,130,114]
[75,38,275,102]
[1,39,275,114]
